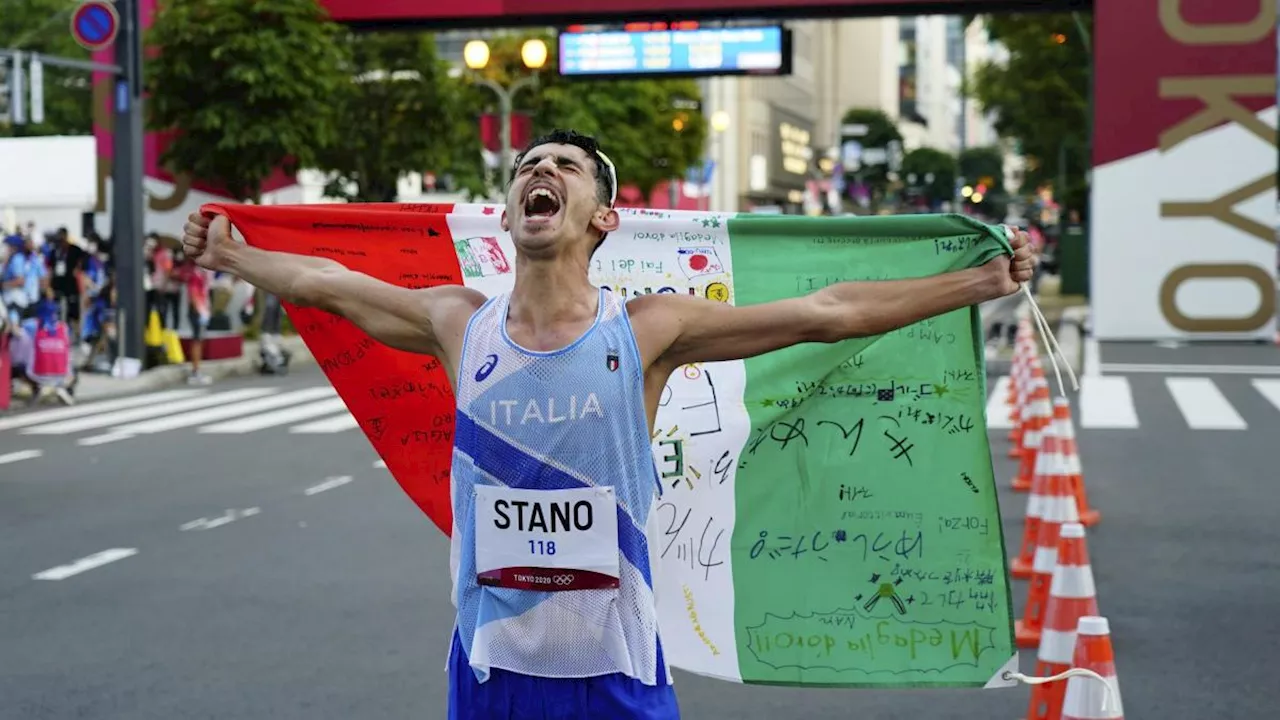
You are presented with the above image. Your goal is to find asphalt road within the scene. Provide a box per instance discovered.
[2,365,1276,719]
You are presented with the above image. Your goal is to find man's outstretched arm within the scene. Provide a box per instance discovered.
[642,230,1035,370]
[182,212,484,359]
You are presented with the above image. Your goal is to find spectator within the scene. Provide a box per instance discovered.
[173,251,213,385]
[45,228,88,339]
[3,233,47,322]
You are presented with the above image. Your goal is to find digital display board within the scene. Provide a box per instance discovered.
[559,26,789,78]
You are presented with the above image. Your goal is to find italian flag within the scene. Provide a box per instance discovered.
[207,201,1018,689]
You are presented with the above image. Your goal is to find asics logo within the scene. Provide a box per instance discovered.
[475,354,498,382]
[552,574,575,586]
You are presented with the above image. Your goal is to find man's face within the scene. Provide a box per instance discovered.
[502,143,612,255]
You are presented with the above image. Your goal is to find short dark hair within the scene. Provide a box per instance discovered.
[512,129,614,208]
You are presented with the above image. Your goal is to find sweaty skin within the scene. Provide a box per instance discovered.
[182,142,1035,434]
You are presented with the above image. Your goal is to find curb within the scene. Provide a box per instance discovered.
[71,335,315,403]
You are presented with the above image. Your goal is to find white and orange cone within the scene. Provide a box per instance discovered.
[1010,410,1062,579]
[1012,365,1051,490]
[1056,401,1100,526]
[1062,617,1125,720]
[1025,523,1099,720]
[1016,463,1081,648]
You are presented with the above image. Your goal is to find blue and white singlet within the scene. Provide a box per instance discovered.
[448,288,673,692]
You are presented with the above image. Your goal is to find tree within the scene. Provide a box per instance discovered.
[838,107,903,204]
[0,0,94,137]
[969,13,1091,213]
[314,31,485,202]
[900,147,957,207]
[958,145,1009,220]
[145,0,349,202]
[474,32,707,199]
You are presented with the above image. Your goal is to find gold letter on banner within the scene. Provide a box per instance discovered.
[1161,174,1278,246]
[1157,76,1277,151]
[1159,264,1276,332]
[1158,0,1275,45]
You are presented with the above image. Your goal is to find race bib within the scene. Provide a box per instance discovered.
[54,260,66,277]
[474,485,620,592]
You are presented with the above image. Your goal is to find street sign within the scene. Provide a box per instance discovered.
[70,1,120,52]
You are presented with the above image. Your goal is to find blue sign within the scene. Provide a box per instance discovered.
[559,26,787,78]
[71,1,119,51]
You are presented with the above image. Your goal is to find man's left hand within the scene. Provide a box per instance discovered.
[986,227,1037,297]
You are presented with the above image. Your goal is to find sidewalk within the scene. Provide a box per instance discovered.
[64,335,315,404]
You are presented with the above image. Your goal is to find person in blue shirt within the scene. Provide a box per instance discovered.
[180,129,1035,720]
[3,233,47,322]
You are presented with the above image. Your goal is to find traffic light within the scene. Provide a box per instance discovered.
[0,55,11,123]
[1,52,27,125]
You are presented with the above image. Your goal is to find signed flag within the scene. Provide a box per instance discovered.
[204,201,1019,689]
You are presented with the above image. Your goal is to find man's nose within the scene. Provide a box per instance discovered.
[531,158,557,176]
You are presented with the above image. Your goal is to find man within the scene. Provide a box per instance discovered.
[183,129,1034,720]
[45,228,87,338]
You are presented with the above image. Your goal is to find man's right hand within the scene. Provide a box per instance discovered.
[182,212,235,272]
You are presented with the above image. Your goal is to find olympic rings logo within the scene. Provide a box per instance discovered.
[552,574,575,586]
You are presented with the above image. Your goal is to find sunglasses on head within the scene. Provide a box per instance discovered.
[596,150,618,207]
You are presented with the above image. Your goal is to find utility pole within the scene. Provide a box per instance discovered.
[112,0,147,361]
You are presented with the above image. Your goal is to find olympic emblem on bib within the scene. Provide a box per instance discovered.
[552,574,576,586]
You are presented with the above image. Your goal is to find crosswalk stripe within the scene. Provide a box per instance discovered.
[290,412,359,434]
[87,387,338,440]
[198,397,350,434]
[1166,377,1247,430]
[0,449,44,465]
[0,389,209,432]
[21,388,277,435]
[1079,376,1139,429]
[1254,379,1280,413]
[985,376,1014,429]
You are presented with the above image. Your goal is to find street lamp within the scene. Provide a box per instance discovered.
[464,38,548,188]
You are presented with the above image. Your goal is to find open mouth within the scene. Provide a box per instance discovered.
[524,187,562,219]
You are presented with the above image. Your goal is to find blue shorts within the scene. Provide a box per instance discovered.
[447,630,681,720]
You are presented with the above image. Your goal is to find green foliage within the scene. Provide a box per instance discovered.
[0,0,94,137]
[476,32,708,197]
[314,31,485,202]
[900,147,957,206]
[958,146,1005,191]
[969,13,1091,212]
[145,0,349,202]
[838,107,904,202]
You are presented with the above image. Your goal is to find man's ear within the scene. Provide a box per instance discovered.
[500,210,510,233]
[592,207,620,235]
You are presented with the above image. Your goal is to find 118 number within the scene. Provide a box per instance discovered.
[529,540,557,555]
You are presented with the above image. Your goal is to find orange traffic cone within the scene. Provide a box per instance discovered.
[1013,368,1051,491]
[1057,401,1100,526]
[1025,522,1099,720]
[1062,617,1125,719]
[1011,412,1062,579]
[1016,468,1080,648]
[1007,335,1037,449]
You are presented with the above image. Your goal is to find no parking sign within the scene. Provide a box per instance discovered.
[70,1,119,52]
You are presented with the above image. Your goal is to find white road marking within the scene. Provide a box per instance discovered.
[1166,378,1247,430]
[289,412,359,434]
[32,548,138,581]
[305,475,353,496]
[23,389,277,435]
[199,398,349,434]
[373,459,386,469]
[0,389,207,432]
[1254,379,1280,413]
[81,387,337,444]
[0,449,44,465]
[985,376,1013,429]
[1101,362,1280,376]
[179,508,261,532]
[1079,376,1140,429]
[1083,337,1101,377]
[77,432,136,447]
